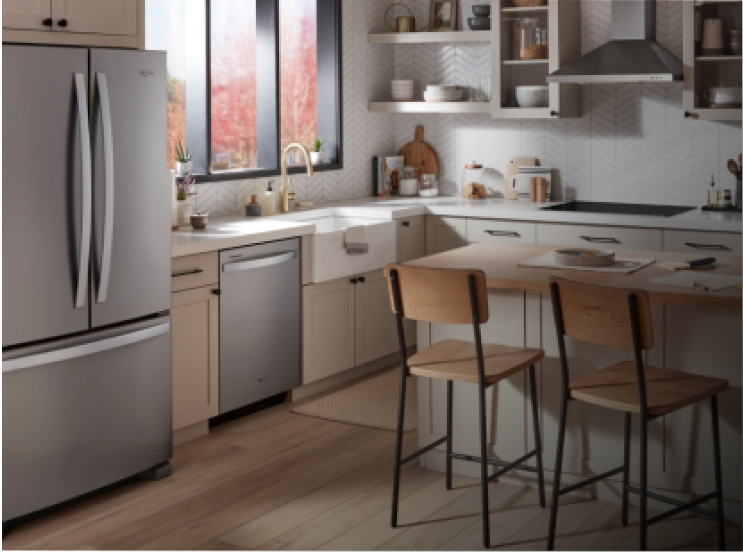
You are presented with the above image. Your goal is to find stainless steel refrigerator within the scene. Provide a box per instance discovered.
[2,45,172,524]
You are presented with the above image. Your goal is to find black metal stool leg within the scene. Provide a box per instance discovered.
[622,412,631,526]
[446,380,453,490]
[529,365,546,508]
[711,395,726,551]
[478,380,490,548]
[547,394,568,550]
[390,368,408,528]
[639,412,648,550]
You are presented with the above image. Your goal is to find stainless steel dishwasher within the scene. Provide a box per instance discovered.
[219,238,300,414]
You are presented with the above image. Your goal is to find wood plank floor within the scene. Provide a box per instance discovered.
[3,369,741,551]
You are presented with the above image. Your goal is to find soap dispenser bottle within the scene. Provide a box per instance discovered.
[708,173,719,207]
[263,181,277,216]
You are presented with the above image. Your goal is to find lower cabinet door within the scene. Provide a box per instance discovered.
[303,278,356,385]
[355,269,401,366]
[425,216,466,256]
[171,286,219,430]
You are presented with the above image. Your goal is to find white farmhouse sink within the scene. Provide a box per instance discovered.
[309,217,396,283]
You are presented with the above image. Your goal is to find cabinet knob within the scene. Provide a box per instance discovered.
[350,278,358,284]
[402,221,410,227]
[684,111,691,118]
[358,276,366,283]
[42,18,53,27]
[57,19,68,27]
[211,289,222,295]
[550,111,558,117]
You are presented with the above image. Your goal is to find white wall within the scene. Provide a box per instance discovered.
[191,0,741,217]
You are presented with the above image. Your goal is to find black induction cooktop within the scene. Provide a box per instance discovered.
[540,201,695,217]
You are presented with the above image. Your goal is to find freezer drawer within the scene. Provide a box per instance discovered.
[2,316,172,522]
[219,239,300,414]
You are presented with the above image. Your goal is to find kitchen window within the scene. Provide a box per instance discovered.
[145,0,342,180]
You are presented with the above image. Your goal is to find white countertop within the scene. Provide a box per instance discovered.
[172,196,742,258]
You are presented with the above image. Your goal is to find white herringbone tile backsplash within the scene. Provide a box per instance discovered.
[194,0,741,217]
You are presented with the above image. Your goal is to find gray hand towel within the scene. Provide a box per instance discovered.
[345,225,369,255]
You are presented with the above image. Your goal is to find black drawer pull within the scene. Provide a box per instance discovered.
[211,289,222,295]
[580,235,620,244]
[358,276,366,283]
[485,230,520,238]
[57,18,68,27]
[350,278,358,284]
[172,268,204,278]
[402,221,410,227]
[42,18,53,26]
[685,242,729,251]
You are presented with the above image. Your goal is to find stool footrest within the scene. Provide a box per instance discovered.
[488,450,538,483]
[626,485,719,519]
[448,451,540,474]
[558,466,625,496]
[402,436,448,465]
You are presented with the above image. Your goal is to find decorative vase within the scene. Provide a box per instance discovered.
[176,161,193,176]
[176,200,192,226]
[309,151,324,165]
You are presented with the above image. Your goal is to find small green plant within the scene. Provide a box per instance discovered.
[175,139,191,163]
[311,137,324,152]
[176,173,196,200]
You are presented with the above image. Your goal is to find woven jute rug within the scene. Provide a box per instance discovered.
[292,369,418,432]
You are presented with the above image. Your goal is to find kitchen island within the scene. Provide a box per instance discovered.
[406,242,742,522]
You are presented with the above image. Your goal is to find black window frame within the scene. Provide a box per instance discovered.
[169,0,343,183]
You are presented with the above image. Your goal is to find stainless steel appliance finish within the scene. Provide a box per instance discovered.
[219,239,301,414]
[546,0,683,84]
[2,317,171,521]
[2,45,172,523]
[90,49,171,329]
[2,46,91,348]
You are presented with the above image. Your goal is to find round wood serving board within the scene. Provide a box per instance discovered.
[398,125,439,178]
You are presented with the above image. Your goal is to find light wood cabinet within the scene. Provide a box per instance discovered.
[303,278,356,385]
[171,285,219,431]
[3,0,142,48]
[3,0,51,31]
[491,0,581,119]
[396,216,425,264]
[425,216,466,256]
[682,1,742,121]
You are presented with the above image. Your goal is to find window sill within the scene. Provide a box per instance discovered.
[176,162,344,183]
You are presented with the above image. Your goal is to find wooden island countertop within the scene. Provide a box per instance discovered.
[406,242,742,310]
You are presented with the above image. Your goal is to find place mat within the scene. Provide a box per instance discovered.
[292,369,417,432]
[650,271,742,291]
[519,253,655,274]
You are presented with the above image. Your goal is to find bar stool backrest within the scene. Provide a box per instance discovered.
[549,277,654,351]
[384,264,489,325]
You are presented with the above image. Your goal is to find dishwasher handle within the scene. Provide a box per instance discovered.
[222,251,297,273]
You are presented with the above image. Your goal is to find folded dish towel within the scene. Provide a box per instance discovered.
[345,225,368,255]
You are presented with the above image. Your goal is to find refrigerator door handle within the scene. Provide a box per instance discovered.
[74,73,92,310]
[96,73,115,303]
[2,322,170,373]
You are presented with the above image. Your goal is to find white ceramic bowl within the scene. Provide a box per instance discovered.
[704,83,742,105]
[515,85,549,108]
[391,86,414,92]
[426,84,458,92]
[391,92,414,101]
[423,90,463,102]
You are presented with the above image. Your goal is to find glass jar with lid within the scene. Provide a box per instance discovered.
[419,174,439,197]
[514,18,546,60]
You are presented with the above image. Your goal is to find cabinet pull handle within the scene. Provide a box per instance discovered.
[358,276,366,283]
[172,269,204,278]
[42,18,53,26]
[402,221,410,227]
[580,235,620,244]
[350,278,358,284]
[550,111,558,117]
[685,242,729,251]
[57,19,68,27]
[211,289,222,295]
[485,230,520,238]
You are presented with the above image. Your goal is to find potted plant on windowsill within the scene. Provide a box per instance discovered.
[175,139,193,176]
[310,137,324,165]
[176,173,196,226]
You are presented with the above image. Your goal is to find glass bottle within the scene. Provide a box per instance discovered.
[708,174,719,207]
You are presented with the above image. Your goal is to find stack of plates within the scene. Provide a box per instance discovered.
[423,84,463,102]
[391,80,414,102]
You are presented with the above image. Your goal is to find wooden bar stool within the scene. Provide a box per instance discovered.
[385,264,547,548]
[547,277,729,551]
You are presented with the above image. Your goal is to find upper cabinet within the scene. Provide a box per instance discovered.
[3,0,142,49]
[492,0,582,119]
[683,1,742,121]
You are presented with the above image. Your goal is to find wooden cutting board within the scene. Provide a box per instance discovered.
[505,157,538,200]
[398,126,439,178]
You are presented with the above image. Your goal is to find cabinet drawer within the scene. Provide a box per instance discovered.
[171,252,219,292]
[467,219,536,244]
[663,230,742,257]
[537,224,662,251]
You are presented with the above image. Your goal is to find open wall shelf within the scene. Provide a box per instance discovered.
[367,30,491,44]
[369,101,491,114]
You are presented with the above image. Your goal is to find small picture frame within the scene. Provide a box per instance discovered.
[430,0,458,32]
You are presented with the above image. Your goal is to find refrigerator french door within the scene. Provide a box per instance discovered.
[2,45,172,523]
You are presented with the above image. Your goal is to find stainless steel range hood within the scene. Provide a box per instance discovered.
[546,0,683,84]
